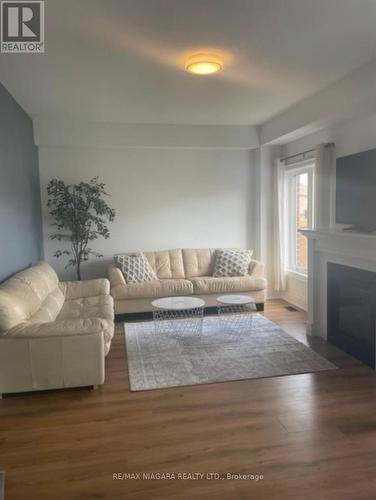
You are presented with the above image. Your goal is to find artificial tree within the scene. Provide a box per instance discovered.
[47,176,115,280]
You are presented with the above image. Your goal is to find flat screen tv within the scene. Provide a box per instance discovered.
[336,148,376,232]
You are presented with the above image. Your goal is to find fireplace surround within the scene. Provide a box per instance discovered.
[302,229,376,369]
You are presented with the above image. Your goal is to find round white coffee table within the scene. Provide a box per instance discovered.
[217,294,255,307]
[216,294,255,336]
[152,296,205,340]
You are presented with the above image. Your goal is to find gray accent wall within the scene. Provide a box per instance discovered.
[0,83,43,282]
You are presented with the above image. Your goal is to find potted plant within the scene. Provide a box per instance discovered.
[47,176,115,280]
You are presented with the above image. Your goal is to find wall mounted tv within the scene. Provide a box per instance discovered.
[336,148,376,232]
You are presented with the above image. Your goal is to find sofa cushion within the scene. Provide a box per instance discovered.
[30,288,66,324]
[213,249,253,277]
[115,253,158,283]
[190,276,267,294]
[0,262,60,332]
[58,295,114,351]
[143,249,185,279]
[111,279,194,300]
[59,279,110,300]
[182,248,216,278]
[16,262,59,302]
[58,294,114,322]
[0,280,41,332]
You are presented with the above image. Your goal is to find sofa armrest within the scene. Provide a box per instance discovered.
[108,264,126,287]
[249,259,265,278]
[0,328,105,395]
[4,318,109,339]
[59,279,110,300]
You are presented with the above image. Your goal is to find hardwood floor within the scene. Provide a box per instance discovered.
[2,299,376,500]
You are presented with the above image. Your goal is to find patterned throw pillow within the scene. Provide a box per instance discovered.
[212,249,253,277]
[115,253,158,283]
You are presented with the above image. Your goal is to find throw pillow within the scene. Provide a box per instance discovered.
[115,253,158,283]
[212,249,253,277]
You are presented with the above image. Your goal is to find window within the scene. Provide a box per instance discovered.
[285,163,314,275]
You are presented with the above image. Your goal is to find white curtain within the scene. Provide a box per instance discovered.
[273,158,286,291]
[314,142,335,230]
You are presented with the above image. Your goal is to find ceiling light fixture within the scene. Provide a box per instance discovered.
[185,54,223,75]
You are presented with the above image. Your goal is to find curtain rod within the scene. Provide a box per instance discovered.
[280,142,334,163]
[280,148,315,163]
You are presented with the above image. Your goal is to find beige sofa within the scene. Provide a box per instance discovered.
[0,262,114,396]
[109,248,267,315]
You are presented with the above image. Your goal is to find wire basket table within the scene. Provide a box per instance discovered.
[152,296,205,343]
[216,294,256,339]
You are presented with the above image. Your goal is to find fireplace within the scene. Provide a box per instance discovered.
[327,263,376,368]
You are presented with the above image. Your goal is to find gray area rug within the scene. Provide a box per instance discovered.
[124,315,337,391]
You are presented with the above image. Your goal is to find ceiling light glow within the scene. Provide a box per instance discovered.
[185,54,223,75]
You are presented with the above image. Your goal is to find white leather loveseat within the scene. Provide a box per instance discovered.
[0,262,114,396]
[109,248,267,315]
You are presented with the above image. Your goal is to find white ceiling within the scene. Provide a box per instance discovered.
[1,0,376,125]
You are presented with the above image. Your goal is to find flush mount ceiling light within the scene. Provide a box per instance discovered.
[185,54,223,75]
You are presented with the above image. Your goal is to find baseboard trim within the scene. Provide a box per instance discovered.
[265,289,307,311]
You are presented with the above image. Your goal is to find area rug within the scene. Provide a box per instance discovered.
[124,315,337,391]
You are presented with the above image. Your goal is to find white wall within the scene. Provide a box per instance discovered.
[39,147,255,280]
[283,273,308,311]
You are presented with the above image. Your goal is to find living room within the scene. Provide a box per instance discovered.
[2,1,376,499]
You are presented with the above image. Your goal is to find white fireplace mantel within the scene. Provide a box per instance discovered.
[301,229,376,338]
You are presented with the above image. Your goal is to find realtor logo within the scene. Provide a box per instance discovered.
[1,0,44,52]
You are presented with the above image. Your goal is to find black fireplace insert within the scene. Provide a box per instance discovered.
[327,262,376,368]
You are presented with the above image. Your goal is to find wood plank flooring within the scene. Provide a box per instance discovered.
[2,300,376,500]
